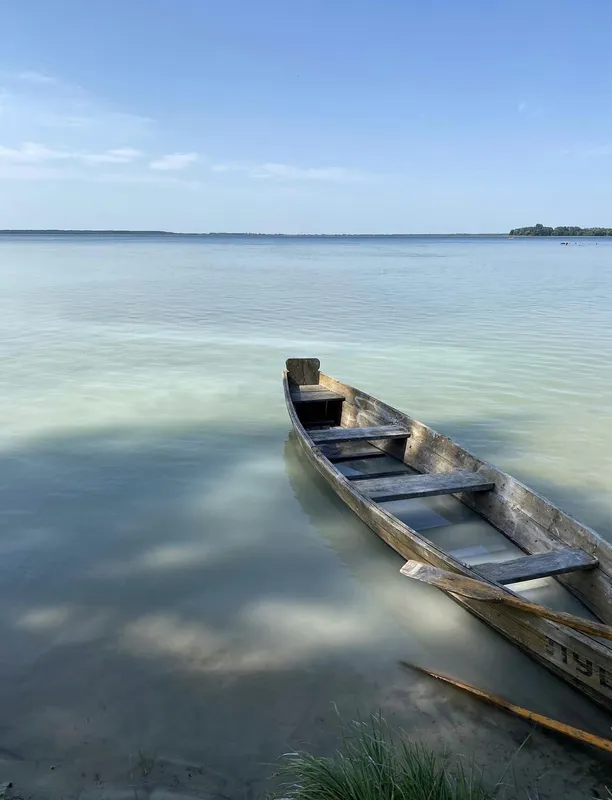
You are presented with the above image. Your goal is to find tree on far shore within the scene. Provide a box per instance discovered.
[510,223,612,236]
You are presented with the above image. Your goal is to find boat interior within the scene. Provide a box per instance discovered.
[287,361,600,623]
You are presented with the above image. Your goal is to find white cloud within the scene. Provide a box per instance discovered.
[211,161,365,182]
[0,164,200,186]
[257,162,362,181]
[0,142,58,162]
[0,141,143,165]
[149,152,198,171]
[16,70,57,85]
[81,147,143,164]
[94,172,200,187]
[0,72,199,191]
[210,163,236,173]
[39,111,154,132]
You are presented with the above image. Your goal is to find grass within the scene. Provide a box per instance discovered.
[136,748,157,778]
[272,715,493,800]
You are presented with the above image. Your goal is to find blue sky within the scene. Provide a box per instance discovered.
[1,0,611,232]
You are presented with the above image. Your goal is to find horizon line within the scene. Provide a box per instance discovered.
[0,229,507,237]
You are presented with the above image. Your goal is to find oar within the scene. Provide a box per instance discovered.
[401,661,612,754]
[400,560,612,641]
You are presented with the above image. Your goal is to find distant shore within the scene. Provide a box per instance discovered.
[0,230,507,238]
[510,224,612,236]
[4,229,610,238]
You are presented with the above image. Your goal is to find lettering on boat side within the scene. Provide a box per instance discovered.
[545,638,568,663]
[600,667,612,689]
[546,637,606,686]
[573,652,593,677]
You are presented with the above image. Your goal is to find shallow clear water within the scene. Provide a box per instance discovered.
[0,235,611,795]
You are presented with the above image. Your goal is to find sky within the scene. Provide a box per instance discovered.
[1,0,612,233]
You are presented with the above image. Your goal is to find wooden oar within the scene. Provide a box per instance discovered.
[401,661,612,754]
[400,560,612,641]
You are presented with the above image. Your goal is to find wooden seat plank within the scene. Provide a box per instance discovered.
[474,548,598,585]
[309,425,409,445]
[320,442,388,462]
[355,470,494,502]
[348,469,414,481]
[291,385,345,403]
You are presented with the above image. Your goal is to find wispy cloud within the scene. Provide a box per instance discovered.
[39,111,154,133]
[0,142,57,162]
[255,163,362,181]
[82,147,143,164]
[0,70,201,190]
[0,141,204,187]
[0,70,154,139]
[516,101,546,118]
[95,172,200,187]
[0,164,200,186]
[210,163,239,172]
[211,161,365,182]
[0,141,143,165]
[16,70,57,85]
[149,152,198,171]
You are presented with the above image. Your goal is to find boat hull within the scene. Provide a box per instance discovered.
[283,367,612,711]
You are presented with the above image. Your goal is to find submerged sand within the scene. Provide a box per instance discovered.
[0,423,610,800]
[0,653,610,799]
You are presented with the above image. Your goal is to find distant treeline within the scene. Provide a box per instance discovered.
[0,230,505,238]
[510,223,612,236]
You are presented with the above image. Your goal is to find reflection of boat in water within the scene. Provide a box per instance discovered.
[283,358,612,711]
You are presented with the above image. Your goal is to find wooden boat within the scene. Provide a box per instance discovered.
[283,358,612,711]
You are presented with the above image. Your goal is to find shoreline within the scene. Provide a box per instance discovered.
[0,230,508,237]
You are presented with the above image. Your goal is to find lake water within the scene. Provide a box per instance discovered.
[1,235,611,797]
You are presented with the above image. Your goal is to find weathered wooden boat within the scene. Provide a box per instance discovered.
[283,358,612,711]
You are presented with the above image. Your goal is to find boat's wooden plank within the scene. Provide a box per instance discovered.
[291,386,345,403]
[475,548,598,585]
[309,425,410,445]
[400,560,612,642]
[294,384,327,392]
[348,469,413,481]
[286,358,320,386]
[319,442,387,462]
[355,470,494,502]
